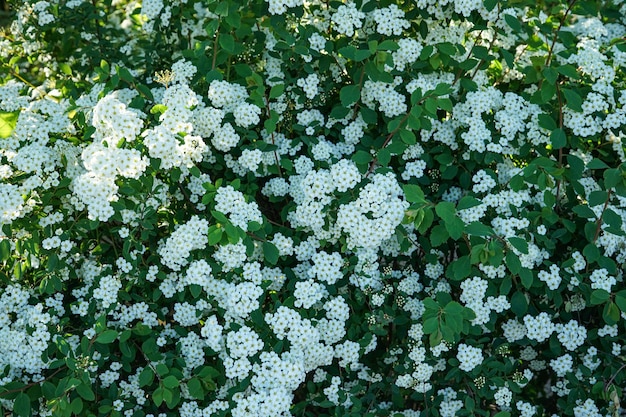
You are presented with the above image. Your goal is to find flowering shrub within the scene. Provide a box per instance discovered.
[2,0,626,416]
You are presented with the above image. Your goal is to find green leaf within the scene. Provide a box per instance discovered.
[603,302,620,325]
[562,88,583,112]
[615,293,626,312]
[71,397,83,414]
[0,239,10,262]
[505,250,522,274]
[437,43,457,57]
[269,84,285,99]
[465,222,493,236]
[340,85,360,107]
[338,46,371,62]
[572,205,596,219]
[519,268,534,289]
[399,129,416,145]
[432,83,451,96]
[187,378,204,400]
[430,224,449,246]
[378,40,399,51]
[59,62,72,76]
[556,64,580,79]
[541,83,556,102]
[117,66,134,83]
[263,241,280,265]
[76,383,95,401]
[542,67,558,84]
[588,190,608,207]
[508,237,528,254]
[583,243,600,263]
[567,154,584,178]
[587,158,609,169]
[163,375,179,389]
[435,202,456,222]
[457,196,482,210]
[13,393,31,417]
[403,184,426,204]
[538,114,557,131]
[423,317,439,334]
[100,59,110,74]
[352,150,372,165]
[604,168,622,188]
[448,256,471,281]
[445,217,465,240]
[150,104,168,115]
[504,14,522,31]
[550,128,567,149]
[0,111,19,138]
[138,367,155,388]
[96,330,118,344]
[377,148,391,166]
[483,0,497,10]
[215,1,229,15]
[219,33,235,53]
[510,291,528,317]
[153,387,164,406]
[443,301,464,316]
[418,207,435,234]
[590,289,610,305]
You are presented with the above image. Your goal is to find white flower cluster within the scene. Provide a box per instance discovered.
[472,170,497,193]
[142,83,207,169]
[0,183,25,225]
[214,186,263,231]
[457,343,483,372]
[171,59,197,84]
[494,386,512,409]
[331,3,365,37]
[459,276,509,325]
[0,80,29,111]
[362,79,408,118]
[92,274,122,309]
[266,0,302,14]
[297,73,320,100]
[204,80,262,153]
[537,264,561,290]
[550,354,573,377]
[555,320,587,351]
[589,268,616,292]
[0,285,53,376]
[371,5,410,36]
[573,399,602,417]
[336,173,408,250]
[92,93,144,147]
[158,215,209,271]
[523,312,555,343]
[7,0,626,415]
[308,251,343,284]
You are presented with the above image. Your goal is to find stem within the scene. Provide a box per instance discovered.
[264,96,283,178]
[605,363,626,391]
[554,82,565,208]
[2,64,38,89]
[246,231,267,242]
[365,112,410,177]
[211,23,220,71]
[0,368,64,398]
[593,189,612,243]
[538,0,577,90]
[351,65,367,120]
[545,0,577,68]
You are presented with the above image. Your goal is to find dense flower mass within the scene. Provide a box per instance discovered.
[2,0,626,416]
